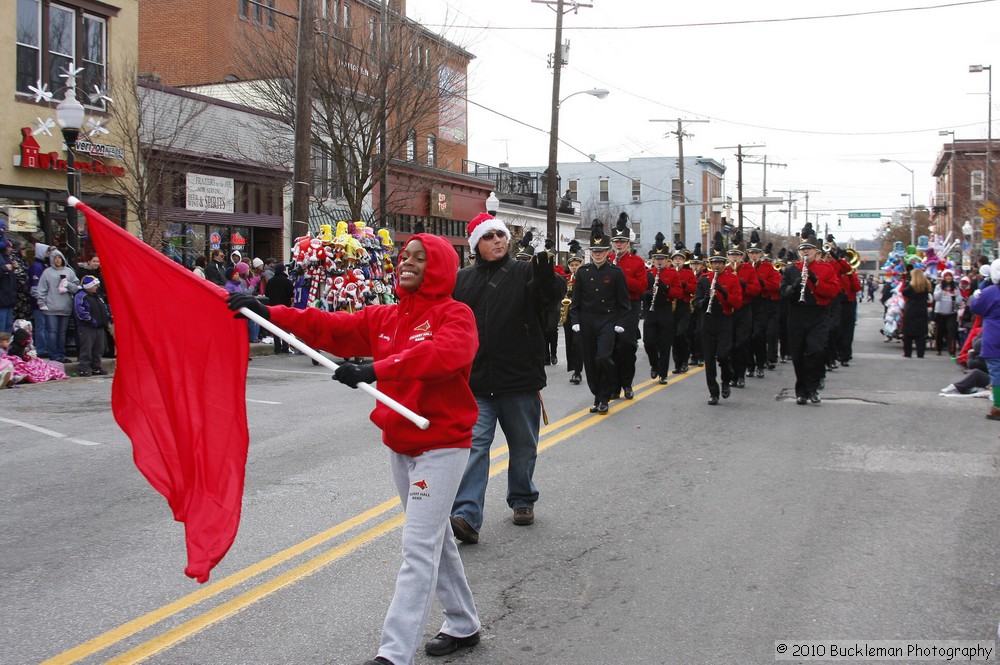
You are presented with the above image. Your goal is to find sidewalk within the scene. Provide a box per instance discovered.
[52,342,277,379]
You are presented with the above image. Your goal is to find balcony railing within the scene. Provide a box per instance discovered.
[464,159,554,204]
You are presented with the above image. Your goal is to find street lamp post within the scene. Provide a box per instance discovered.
[971,64,993,259]
[880,158,915,246]
[546,88,608,254]
[56,85,85,266]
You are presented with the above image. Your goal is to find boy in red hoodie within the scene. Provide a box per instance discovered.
[229,233,481,665]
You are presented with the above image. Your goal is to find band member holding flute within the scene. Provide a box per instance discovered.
[228,232,482,665]
[642,233,682,384]
[779,223,842,405]
[693,233,743,405]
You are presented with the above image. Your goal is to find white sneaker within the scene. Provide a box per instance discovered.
[940,384,958,394]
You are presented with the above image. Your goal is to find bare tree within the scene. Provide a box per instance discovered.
[96,59,209,244]
[235,5,469,223]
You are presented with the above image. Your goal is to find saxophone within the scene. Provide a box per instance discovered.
[799,258,810,303]
[706,270,719,314]
[559,273,574,325]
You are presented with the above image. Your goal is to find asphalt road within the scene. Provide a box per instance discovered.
[3,301,999,665]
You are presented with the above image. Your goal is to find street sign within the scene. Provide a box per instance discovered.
[980,201,999,221]
[985,239,995,252]
[983,221,996,239]
[848,212,881,218]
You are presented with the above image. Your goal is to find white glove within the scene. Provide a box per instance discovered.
[57,277,68,294]
[614,326,625,333]
[571,324,580,332]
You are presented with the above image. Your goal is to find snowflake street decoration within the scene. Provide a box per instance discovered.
[85,116,110,138]
[59,64,85,88]
[28,80,53,103]
[88,85,113,106]
[32,117,56,137]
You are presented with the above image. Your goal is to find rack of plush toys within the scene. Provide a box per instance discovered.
[880,232,961,339]
[289,220,398,313]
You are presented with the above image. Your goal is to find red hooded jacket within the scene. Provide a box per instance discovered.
[269,234,479,456]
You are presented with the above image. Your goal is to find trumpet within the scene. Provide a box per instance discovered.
[799,258,810,303]
[706,270,719,313]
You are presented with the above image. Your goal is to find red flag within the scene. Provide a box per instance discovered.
[73,198,249,583]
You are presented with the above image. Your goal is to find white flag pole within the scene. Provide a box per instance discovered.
[239,308,430,431]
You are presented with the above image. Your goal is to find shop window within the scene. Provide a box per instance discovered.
[16,0,113,107]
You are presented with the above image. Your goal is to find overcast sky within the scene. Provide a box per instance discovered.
[406,0,997,240]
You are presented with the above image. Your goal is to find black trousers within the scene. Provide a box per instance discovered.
[643,309,674,379]
[688,305,704,363]
[730,306,752,378]
[934,312,958,355]
[582,320,618,404]
[750,299,768,371]
[564,322,582,372]
[788,304,828,398]
[671,303,691,369]
[838,300,857,361]
[701,313,733,398]
[760,299,779,364]
[614,300,641,389]
[824,297,842,366]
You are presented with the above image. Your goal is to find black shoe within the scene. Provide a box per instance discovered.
[672,367,682,374]
[779,356,787,364]
[550,353,558,365]
[651,368,658,379]
[695,359,704,366]
[766,363,776,370]
[721,384,731,399]
[92,368,106,375]
[680,364,689,373]
[609,391,621,400]
[450,516,479,544]
[818,379,825,390]
[736,377,745,388]
[570,371,582,385]
[840,361,850,367]
[809,392,821,404]
[755,368,764,378]
[623,386,634,399]
[589,405,600,413]
[512,506,534,526]
[796,396,807,405]
[77,371,91,377]
[658,376,668,385]
[425,631,481,657]
[746,368,755,377]
[362,658,394,665]
[596,401,609,414]
[708,395,719,405]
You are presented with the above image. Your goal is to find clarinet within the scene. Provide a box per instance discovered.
[706,270,719,313]
[799,258,810,303]
[649,270,659,312]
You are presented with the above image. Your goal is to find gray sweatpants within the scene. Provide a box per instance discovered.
[378,447,480,665]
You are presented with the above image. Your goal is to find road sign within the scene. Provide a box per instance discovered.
[848,212,881,218]
[980,201,999,221]
[985,239,996,252]
[983,221,996,240]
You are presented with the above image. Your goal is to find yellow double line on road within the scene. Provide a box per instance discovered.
[45,369,701,665]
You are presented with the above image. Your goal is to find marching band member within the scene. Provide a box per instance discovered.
[687,244,707,367]
[747,235,780,378]
[642,233,682,385]
[563,240,585,384]
[608,213,648,400]
[725,232,761,388]
[779,223,842,405]
[670,237,697,375]
[693,233,742,405]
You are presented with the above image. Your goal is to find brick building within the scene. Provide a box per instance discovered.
[933,139,999,263]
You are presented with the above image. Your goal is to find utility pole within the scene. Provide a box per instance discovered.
[291,0,315,241]
[774,188,817,238]
[744,156,786,233]
[651,118,708,244]
[534,0,594,253]
[378,0,388,229]
[715,143,764,235]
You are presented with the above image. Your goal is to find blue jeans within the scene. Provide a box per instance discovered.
[985,358,1000,392]
[247,319,259,343]
[0,307,12,335]
[45,313,70,361]
[32,309,50,356]
[451,391,541,532]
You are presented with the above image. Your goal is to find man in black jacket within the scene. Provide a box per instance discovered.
[449,213,559,544]
[205,249,228,287]
[263,263,294,354]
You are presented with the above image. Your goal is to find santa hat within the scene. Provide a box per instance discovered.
[467,212,510,251]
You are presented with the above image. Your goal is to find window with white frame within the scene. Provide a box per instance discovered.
[567,179,578,200]
[426,134,436,167]
[671,178,681,202]
[632,178,641,202]
[311,146,344,200]
[972,170,985,201]
[599,178,610,203]
[16,0,113,107]
[342,1,350,27]
[406,130,417,161]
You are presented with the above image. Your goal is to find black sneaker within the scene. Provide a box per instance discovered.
[708,395,719,405]
[362,658,394,665]
[512,506,534,525]
[570,372,582,385]
[425,632,481,657]
[721,384,731,399]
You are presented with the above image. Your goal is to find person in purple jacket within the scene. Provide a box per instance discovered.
[969,258,1000,421]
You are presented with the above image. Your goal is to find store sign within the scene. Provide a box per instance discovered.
[210,232,222,250]
[15,127,125,178]
[6,206,39,233]
[231,231,246,248]
[186,173,234,214]
[430,189,451,216]
[74,139,126,161]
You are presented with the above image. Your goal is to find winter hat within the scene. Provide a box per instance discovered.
[990,258,1000,285]
[941,268,955,279]
[235,261,250,276]
[467,212,510,251]
[252,257,264,269]
[81,275,101,290]
[230,250,242,263]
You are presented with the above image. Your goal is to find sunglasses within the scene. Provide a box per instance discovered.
[481,231,507,241]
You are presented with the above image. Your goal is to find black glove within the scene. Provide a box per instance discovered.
[532,250,555,283]
[227,293,270,320]
[333,362,376,389]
